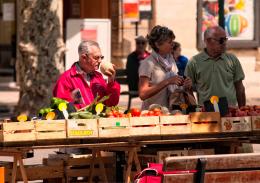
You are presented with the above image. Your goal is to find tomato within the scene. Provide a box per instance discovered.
[153,108,161,113]
[153,111,161,116]
[148,110,154,116]
[130,108,141,117]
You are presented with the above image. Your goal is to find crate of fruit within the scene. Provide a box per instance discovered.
[190,112,221,133]
[0,121,36,142]
[129,116,160,136]
[160,115,191,135]
[67,119,98,138]
[221,116,251,132]
[34,120,66,140]
[98,117,130,138]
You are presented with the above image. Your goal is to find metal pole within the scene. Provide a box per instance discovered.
[218,0,225,28]
[135,21,138,36]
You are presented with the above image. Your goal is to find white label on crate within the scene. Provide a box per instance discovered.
[68,120,78,129]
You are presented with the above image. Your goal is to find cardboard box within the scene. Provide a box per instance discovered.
[221,117,251,132]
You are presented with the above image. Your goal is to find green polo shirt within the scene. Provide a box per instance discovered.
[185,50,245,106]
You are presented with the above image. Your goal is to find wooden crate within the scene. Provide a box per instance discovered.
[160,115,191,135]
[0,121,35,142]
[190,112,221,133]
[158,150,188,163]
[129,116,160,136]
[221,116,252,132]
[48,153,116,182]
[252,116,260,131]
[98,117,130,138]
[34,120,66,140]
[67,119,98,138]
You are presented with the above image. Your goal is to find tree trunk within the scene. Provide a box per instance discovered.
[16,0,65,116]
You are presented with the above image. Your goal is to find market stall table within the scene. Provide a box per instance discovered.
[0,131,257,183]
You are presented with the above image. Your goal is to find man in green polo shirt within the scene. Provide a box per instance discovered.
[185,26,246,107]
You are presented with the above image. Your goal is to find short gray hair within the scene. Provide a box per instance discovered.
[204,26,225,39]
[78,40,100,55]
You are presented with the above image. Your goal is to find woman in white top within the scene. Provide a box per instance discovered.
[138,25,192,110]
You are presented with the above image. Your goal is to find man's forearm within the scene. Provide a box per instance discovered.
[235,81,246,107]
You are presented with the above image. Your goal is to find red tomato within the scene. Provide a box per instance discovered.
[130,108,141,117]
[148,110,154,116]
[153,111,161,116]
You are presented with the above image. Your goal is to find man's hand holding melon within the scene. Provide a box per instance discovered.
[100,61,116,83]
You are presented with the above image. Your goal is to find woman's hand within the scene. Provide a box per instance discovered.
[183,77,192,89]
[167,75,184,86]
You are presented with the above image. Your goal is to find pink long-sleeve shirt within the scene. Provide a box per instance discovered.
[53,62,120,109]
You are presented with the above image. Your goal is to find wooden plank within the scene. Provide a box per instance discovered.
[163,171,260,183]
[66,168,115,179]
[160,115,190,125]
[163,153,260,171]
[67,156,115,166]
[4,165,64,181]
[163,173,193,183]
[130,116,160,136]
[130,116,160,126]
[190,112,221,133]
[99,117,130,138]
[160,115,191,135]
[205,170,260,183]
[0,122,36,142]
[35,120,66,140]
[67,119,98,138]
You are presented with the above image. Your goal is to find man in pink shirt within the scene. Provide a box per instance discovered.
[53,40,120,109]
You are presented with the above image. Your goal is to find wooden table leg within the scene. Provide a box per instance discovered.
[11,155,18,183]
[97,150,108,182]
[133,148,141,173]
[17,154,28,183]
[89,149,97,183]
[124,148,134,183]
[230,143,239,153]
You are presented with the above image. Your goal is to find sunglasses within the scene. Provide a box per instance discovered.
[86,54,104,61]
[136,41,146,45]
[209,37,228,44]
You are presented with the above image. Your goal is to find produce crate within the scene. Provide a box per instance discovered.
[221,116,251,132]
[98,117,130,138]
[0,121,36,142]
[251,116,260,131]
[129,116,160,136]
[158,150,188,163]
[34,120,66,140]
[190,112,221,133]
[160,115,191,135]
[67,119,98,138]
